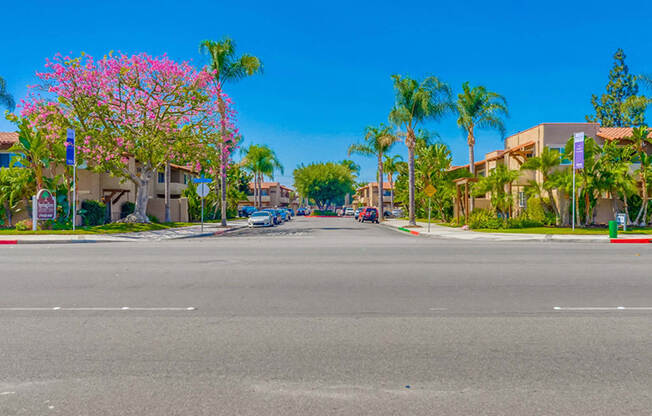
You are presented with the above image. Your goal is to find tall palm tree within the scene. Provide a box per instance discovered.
[199,37,263,225]
[241,144,283,209]
[348,124,399,221]
[0,76,15,111]
[383,154,403,212]
[628,126,652,225]
[389,75,453,226]
[456,82,509,212]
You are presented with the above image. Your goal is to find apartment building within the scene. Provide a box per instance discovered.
[0,131,192,223]
[353,182,393,211]
[452,122,650,224]
[239,182,300,209]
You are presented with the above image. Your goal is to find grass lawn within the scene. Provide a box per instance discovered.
[0,222,197,235]
[472,227,652,235]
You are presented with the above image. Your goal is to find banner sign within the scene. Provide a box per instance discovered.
[36,189,57,220]
[573,132,584,170]
[66,129,75,166]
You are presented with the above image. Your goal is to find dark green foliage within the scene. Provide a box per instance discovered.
[466,209,544,229]
[586,48,644,127]
[120,202,135,219]
[80,200,107,226]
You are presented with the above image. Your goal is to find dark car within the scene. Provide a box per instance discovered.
[296,208,306,216]
[359,207,379,223]
[238,206,257,217]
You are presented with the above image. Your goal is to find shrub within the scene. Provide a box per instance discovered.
[15,219,35,231]
[80,200,107,226]
[310,210,337,216]
[120,201,135,219]
[147,214,160,223]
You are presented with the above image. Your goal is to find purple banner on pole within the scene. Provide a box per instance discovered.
[66,129,75,166]
[573,132,584,170]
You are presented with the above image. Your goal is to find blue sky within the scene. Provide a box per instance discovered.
[2,0,652,185]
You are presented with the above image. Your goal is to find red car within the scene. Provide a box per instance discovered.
[359,207,379,223]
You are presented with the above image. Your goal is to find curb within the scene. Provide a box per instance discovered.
[610,238,652,244]
[397,227,420,236]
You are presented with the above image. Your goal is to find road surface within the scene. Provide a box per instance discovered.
[1,217,651,415]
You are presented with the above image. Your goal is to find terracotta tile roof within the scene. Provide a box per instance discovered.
[357,182,393,191]
[597,127,652,141]
[169,163,197,174]
[0,132,18,147]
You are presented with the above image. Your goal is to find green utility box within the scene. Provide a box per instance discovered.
[609,220,618,239]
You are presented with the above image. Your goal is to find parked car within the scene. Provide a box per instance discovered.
[384,210,392,218]
[359,207,379,223]
[288,208,295,216]
[280,208,292,220]
[344,207,354,216]
[262,208,282,225]
[239,205,257,217]
[248,211,273,227]
[391,208,404,218]
[277,209,289,222]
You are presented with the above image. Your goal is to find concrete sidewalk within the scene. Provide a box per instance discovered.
[382,219,651,243]
[0,220,248,244]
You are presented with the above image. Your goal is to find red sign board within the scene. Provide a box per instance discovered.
[36,189,57,220]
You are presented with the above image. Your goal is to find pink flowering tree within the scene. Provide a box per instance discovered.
[22,52,236,222]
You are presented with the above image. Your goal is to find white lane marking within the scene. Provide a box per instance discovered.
[0,391,16,395]
[428,308,448,311]
[554,306,652,311]
[0,307,197,311]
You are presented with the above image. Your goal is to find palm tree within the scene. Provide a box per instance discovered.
[520,147,562,222]
[199,37,263,225]
[348,124,399,221]
[597,141,636,223]
[389,75,453,226]
[473,164,520,218]
[241,144,283,209]
[456,82,509,212]
[383,154,403,212]
[628,126,652,225]
[0,76,15,111]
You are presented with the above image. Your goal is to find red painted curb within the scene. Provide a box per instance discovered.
[610,238,652,244]
[410,230,420,236]
[306,216,341,218]
[0,240,18,245]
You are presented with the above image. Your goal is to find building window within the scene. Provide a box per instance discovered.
[548,146,571,165]
[183,174,188,184]
[261,190,268,196]
[0,153,10,168]
[383,190,391,196]
[158,172,165,183]
[518,191,527,208]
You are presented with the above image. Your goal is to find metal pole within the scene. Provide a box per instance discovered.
[201,196,204,233]
[428,196,431,233]
[72,163,76,231]
[572,146,576,231]
[32,196,37,231]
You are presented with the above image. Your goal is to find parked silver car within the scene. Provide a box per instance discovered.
[248,211,274,227]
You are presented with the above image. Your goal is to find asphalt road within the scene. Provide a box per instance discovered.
[1,217,651,415]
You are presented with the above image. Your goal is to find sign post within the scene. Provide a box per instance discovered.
[424,184,436,233]
[66,129,76,231]
[194,177,211,232]
[572,132,584,231]
[616,212,627,232]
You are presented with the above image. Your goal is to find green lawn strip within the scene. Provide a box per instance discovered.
[0,222,197,235]
[472,227,652,235]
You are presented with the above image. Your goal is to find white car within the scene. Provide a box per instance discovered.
[248,211,274,227]
[344,208,354,216]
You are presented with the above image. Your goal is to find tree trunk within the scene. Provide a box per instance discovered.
[407,142,416,226]
[388,173,394,212]
[4,202,11,227]
[378,153,384,222]
[164,162,171,223]
[467,129,475,212]
[624,193,631,225]
[220,142,227,226]
[132,171,152,223]
[635,172,648,225]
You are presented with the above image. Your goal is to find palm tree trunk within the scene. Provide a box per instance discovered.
[635,173,647,225]
[388,173,394,212]
[624,193,631,225]
[468,133,475,212]
[378,153,384,222]
[408,143,416,226]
